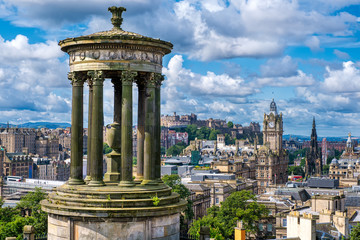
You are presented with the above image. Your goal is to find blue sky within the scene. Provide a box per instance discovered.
[0,0,360,137]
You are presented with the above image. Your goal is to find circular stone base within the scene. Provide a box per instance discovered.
[48,212,181,240]
[41,183,186,239]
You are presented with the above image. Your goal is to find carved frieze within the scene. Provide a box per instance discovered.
[69,49,163,65]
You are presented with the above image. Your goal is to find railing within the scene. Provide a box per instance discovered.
[34,233,47,240]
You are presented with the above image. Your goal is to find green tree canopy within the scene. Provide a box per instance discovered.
[209,129,221,141]
[351,223,360,240]
[103,143,112,154]
[288,166,305,177]
[0,188,47,240]
[227,121,234,128]
[166,142,187,156]
[189,190,269,239]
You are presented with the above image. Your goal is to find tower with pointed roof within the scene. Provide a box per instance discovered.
[306,117,322,176]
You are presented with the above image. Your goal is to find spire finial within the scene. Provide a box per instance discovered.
[312,117,315,128]
[108,6,127,30]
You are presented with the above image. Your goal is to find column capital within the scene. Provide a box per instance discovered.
[146,72,158,88]
[68,72,87,86]
[121,70,137,86]
[88,70,105,86]
[154,73,165,88]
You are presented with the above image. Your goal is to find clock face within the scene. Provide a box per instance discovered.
[268,121,275,128]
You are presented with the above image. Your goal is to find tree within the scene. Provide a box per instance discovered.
[209,129,220,140]
[103,143,112,154]
[189,190,269,239]
[166,142,187,156]
[0,188,47,240]
[288,166,305,177]
[224,133,235,145]
[323,164,330,174]
[185,124,198,141]
[227,121,234,129]
[196,127,210,140]
[351,223,360,240]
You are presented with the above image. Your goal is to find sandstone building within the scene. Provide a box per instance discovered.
[255,99,288,193]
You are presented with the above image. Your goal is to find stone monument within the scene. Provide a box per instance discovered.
[41,6,186,240]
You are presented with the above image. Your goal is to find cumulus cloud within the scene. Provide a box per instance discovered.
[0,34,70,123]
[322,61,360,93]
[1,0,358,61]
[161,54,260,121]
[163,55,257,97]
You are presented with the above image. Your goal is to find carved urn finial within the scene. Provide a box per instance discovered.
[108,6,127,30]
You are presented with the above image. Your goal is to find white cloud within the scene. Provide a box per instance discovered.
[305,36,321,51]
[260,56,298,78]
[333,49,350,59]
[163,55,257,97]
[322,61,360,93]
[1,0,358,61]
[257,70,315,87]
[0,34,70,123]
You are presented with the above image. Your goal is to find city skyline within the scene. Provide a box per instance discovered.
[0,1,359,136]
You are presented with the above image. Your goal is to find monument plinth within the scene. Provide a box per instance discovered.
[41,6,186,240]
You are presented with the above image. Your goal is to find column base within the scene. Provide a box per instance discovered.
[84,175,92,184]
[141,180,159,185]
[104,173,121,183]
[118,180,135,187]
[88,180,105,187]
[67,178,85,185]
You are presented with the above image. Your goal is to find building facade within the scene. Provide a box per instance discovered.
[256,99,288,193]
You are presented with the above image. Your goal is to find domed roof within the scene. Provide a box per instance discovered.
[331,158,339,165]
[270,99,278,115]
[59,6,172,54]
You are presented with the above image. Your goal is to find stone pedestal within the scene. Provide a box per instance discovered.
[42,184,186,240]
[48,212,180,240]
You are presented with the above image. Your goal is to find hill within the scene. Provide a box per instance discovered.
[0,122,71,129]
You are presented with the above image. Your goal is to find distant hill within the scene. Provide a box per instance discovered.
[0,122,71,129]
[283,134,349,142]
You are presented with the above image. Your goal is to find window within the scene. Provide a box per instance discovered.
[282,219,287,227]
[258,223,263,231]
[215,188,219,192]
[267,224,272,232]
[216,198,219,204]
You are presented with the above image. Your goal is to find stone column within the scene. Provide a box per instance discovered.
[104,78,122,182]
[119,70,137,187]
[154,74,164,182]
[88,70,105,186]
[84,78,93,183]
[136,78,146,181]
[68,72,86,185]
[142,73,157,185]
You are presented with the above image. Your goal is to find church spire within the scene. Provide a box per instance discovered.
[311,117,317,140]
[312,117,315,128]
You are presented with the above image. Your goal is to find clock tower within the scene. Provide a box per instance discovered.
[263,99,283,152]
[255,99,288,194]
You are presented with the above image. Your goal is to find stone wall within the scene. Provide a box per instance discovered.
[48,213,180,240]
